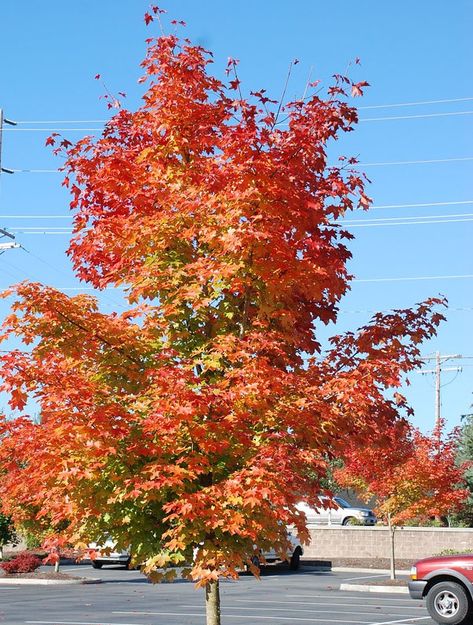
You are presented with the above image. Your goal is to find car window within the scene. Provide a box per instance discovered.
[334,496,350,509]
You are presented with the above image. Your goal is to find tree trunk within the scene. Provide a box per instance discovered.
[205,580,221,625]
[54,548,60,573]
[388,513,396,580]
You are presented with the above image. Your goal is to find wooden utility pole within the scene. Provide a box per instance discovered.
[419,353,463,427]
[0,109,20,253]
[0,108,16,175]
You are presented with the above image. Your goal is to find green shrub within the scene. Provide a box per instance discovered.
[436,548,473,556]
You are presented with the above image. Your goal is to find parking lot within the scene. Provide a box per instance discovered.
[0,563,436,625]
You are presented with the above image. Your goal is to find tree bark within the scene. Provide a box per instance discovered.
[205,579,221,625]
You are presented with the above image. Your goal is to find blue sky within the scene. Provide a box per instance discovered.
[0,1,472,432]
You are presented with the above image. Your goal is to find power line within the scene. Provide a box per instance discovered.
[358,97,473,110]
[3,110,473,133]
[2,127,104,132]
[344,213,473,227]
[5,213,473,233]
[356,157,473,167]
[338,307,473,314]
[348,218,473,227]
[3,200,473,218]
[359,110,473,122]
[8,156,473,174]
[370,200,473,210]
[353,274,473,283]
[9,96,473,123]
[14,119,108,124]
[8,169,63,173]
[4,211,473,227]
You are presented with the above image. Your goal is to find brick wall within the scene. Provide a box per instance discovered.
[302,526,473,560]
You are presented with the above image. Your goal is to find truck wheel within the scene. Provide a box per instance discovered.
[244,555,260,573]
[426,581,471,624]
[289,549,301,571]
[251,555,260,569]
[342,517,357,526]
[91,561,103,569]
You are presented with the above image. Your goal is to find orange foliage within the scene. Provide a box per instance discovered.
[0,18,446,584]
[335,420,468,524]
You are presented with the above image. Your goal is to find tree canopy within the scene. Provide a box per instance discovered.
[0,13,446,618]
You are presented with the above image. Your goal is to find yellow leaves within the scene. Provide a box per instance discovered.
[200,352,222,372]
[142,551,171,574]
[147,569,177,584]
[136,147,155,165]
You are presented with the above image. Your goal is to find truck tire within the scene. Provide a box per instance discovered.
[426,581,472,624]
[91,560,103,569]
[289,549,301,571]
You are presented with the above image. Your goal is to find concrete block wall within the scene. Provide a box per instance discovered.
[302,526,473,560]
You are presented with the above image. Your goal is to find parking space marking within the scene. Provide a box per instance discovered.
[27,622,151,625]
[342,574,390,581]
[286,595,424,605]
[58,567,90,572]
[115,612,369,623]
[170,604,420,618]
[232,598,426,611]
[370,618,431,625]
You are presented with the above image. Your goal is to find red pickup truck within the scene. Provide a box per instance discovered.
[409,554,473,624]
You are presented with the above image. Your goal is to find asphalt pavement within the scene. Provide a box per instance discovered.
[0,562,434,625]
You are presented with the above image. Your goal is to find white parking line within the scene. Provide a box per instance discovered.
[114,612,369,623]
[370,618,430,625]
[160,604,422,618]
[232,598,426,610]
[342,574,390,581]
[286,595,422,604]
[58,566,90,572]
[27,622,150,625]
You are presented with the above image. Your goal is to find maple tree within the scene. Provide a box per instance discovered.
[335,420,468,578]
[0,9,447,624]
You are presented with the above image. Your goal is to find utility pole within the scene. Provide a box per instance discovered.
[0,228,20,254]
[0,109,20,253]
[418,353,463,428]
[0,109,16,175]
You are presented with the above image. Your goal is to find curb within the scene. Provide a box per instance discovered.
[0,577,102,586]
[340,582,408,594]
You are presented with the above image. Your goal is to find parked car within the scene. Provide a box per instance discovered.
[409,554,473,624]
[90,530,303,572]
[88,540,131,569]
[296,496,377,526]
[250,528,303,570]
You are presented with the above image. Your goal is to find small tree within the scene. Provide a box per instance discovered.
[336,421,468,578]
[0,511,16,560]
[0,9,446,624]
[450,413,473,526]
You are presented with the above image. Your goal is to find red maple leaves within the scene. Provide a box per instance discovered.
[0,13,448,595]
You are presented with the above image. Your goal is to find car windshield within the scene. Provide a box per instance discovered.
[334,496,350,509]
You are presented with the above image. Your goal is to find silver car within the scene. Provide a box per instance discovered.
[297,496,377,526]
[88,540,131,569]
